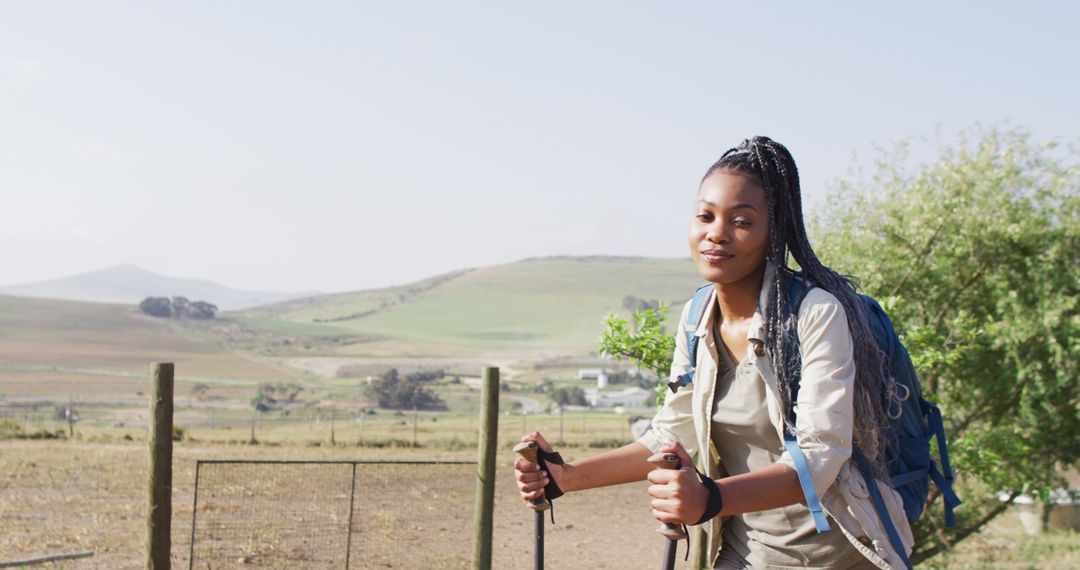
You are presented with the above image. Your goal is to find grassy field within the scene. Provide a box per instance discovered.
[237,268,472,323]
[232,256,703,356]
[0,295,296,380]
[0,295,303,403]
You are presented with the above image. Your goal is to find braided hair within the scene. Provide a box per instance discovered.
[703,136,894,464]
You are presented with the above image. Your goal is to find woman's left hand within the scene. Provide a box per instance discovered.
[647,441,708,525]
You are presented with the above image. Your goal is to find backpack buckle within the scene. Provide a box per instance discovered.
[669,370,695,393]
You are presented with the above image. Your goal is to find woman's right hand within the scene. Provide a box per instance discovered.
[514,432,565,502]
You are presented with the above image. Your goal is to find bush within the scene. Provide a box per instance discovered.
[811,128,1080,563]
[364,369,446,411]
[551,386,588,407]
[0,419,24,439]
[250,382,303,412]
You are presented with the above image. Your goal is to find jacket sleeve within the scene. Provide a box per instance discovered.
[776,288,856,498]
[637,300,699,458]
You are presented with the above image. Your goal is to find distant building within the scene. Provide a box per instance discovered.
[584,386,651,408]
[578,368,609,388]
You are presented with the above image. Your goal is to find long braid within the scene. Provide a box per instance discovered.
[703,137,895,465]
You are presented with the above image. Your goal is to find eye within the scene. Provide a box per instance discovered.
[695,212,714,222]
[733,218,752,227]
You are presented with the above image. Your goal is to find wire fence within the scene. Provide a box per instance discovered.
[0,403,643,448]
[189,460,477,569]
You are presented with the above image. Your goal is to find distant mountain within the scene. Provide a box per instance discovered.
[0,264,311,311]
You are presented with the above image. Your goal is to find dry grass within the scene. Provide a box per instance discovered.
[0,440,660,569]
[1,439,1077,569]
[0,295,296,385]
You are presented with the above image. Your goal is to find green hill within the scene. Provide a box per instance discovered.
[234,256,703,356]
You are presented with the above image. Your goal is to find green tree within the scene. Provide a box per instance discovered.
[551,385,588,407]
[139,296,172,317]
[599,303,677,407]
[810,129,1079,563]
[250,382,303,412]
[365,368,446,411]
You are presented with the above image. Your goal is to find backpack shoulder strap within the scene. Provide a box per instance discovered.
[781,272,833,533]
[855,453,914,569]
[668,284,712,393]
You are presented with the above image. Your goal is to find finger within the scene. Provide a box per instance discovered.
[514,458,540,472]
[646,469,676,485]
[647,483,672,500]
[671,441,694,468]
[518,468,548,487]
[651,508,683,525]
[523,488,545,501]
[525,431,553,453]
[650,497,686,525]
[516,477,547,495]
[518,470,548,484]
[518,477,548,495]
[659,441,694,468]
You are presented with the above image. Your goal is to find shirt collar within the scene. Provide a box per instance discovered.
[693,261,776,346]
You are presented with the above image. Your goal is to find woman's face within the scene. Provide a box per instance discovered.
[688,170,770,286]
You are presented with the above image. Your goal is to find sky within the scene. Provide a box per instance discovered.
[2,1,1078,293]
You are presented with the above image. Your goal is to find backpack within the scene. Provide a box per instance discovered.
[667,275,961,569]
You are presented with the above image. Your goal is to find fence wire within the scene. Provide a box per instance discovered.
[189,460,477,569]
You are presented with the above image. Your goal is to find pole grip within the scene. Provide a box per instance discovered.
[514,441,552,512]
[648,452,687,541]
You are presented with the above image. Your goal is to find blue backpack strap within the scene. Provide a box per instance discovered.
[669,284,712,393]
[855,454,913,570]
[926,403,962,527]
[784,435,832,533]
[781,272,833,533]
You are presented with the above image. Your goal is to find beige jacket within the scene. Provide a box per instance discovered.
[638,265,914,569]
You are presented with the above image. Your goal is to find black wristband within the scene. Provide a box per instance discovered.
[693,469,723,525]
[537,449,566,501]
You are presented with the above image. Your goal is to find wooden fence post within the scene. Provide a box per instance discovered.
[471,367,499,570]
[558,405,565,445]
[147,362,173,570]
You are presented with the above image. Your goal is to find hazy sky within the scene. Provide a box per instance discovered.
[2,2,1078,293]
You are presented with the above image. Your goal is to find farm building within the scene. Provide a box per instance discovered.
[577,368,610,388]
[584,386,652,408]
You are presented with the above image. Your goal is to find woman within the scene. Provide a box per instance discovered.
[515,137,913,569]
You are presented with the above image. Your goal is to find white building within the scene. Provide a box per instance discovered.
[578,368,610,388]
[584,386,652,408]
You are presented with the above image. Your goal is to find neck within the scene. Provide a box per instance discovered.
[713,263,766,322]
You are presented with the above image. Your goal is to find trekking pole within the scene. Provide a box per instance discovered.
[649,452,687,570]
[513,441,551,570]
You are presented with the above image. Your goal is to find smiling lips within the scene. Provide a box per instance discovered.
[700,249,733,264]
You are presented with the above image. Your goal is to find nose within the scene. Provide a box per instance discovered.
[706,221,729,244]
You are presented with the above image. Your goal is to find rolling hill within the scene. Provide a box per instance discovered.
[235,256,704,356]
[0,264,309,311]
[0,295,298,400]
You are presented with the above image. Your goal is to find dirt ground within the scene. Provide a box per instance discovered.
[1,440,1077,569]
[0,440,663,569]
